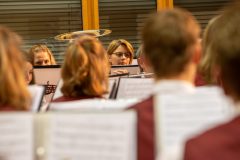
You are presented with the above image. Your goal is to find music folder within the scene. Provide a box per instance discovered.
[110,65,140,76]
[0,111,137,160]
[113,77,154,99]
[28,85,45,112]
[155,86,234,160]
[34,65,61,102]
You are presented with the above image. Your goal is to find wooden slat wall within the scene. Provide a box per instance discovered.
[98,0,157,57]
[0,0,82,64]
[174,0,231,31]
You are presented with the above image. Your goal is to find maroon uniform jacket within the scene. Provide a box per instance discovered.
[128,81,194,160]
[184,115,240,160]
[52,95,101,102]
[0,105,17,111]
[128,96,155,160]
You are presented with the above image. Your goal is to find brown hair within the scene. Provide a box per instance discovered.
[29,44,56,65]
[142,8,200,79]
[199,16,220,84]
[107,39,134,64]
[22,50,35,84]
[61,36,109,97]
[211,3,240,100]
[0,26,30,110]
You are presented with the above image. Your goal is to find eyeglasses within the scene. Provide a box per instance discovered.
[113,52,131,58]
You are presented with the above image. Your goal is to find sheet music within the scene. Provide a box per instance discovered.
[49,98,139,111]
[116,78,154,99]
[103,78,116,99]
[34,67,61,102]
[28,85,45,112]
[0,113,33,160]
[155,87,233,160]
[45,111,136,160]
[52,79,63,100]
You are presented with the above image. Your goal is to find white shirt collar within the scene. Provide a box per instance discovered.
[153,80,195,94]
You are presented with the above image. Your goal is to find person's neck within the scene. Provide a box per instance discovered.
[155,63,196,85]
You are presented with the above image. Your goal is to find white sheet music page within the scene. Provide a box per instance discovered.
[0,113,33,160]
[155,86,233,160]
[52,79,63,100]
[46,111,136,160]
[50,98,138,111]
[28,85,45,112]
[103,78,116,99]
[117,78,154,99]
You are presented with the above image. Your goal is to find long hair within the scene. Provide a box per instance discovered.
[199,16,220,84]
[211,3,240,100]
[29,44,56,65]
[61,35,109,97]
[0,26,31,110]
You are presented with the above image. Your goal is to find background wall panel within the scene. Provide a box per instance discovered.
[174,0,231,31]
[98,0,157,56]
[0,0,82,64]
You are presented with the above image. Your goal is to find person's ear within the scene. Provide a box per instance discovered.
[137,57,143,66]
[143,55,152,69]
[192,40,202,64]
[108,55,112,65]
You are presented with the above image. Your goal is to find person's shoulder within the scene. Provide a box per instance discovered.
[184,116,240,160]
[188,116,240,144]
[0,104,17,111]
[52,95,102,103]
[51,96,67,102]
[128,95,154,111]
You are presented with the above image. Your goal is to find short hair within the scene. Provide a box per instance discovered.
[107,39,134,64]
[29,44,56,65]
[61,36,109,97]
[142,8,200,79]
[0,26,30,110]
[211,3,240,99]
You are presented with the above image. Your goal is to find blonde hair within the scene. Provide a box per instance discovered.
[107,39,134,64]
[0,26,30,110]
[61,36,109,97]
[29,44,56,65]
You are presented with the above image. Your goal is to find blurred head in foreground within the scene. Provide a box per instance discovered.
[0,26,30,110]
[210,3,240,102]
[142,8,201,83]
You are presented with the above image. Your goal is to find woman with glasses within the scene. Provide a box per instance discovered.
[107,39,134,65]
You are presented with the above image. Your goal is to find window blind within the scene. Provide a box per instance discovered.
[98,0,157,57]
[174,0,231,31]
[0,0,82,64]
